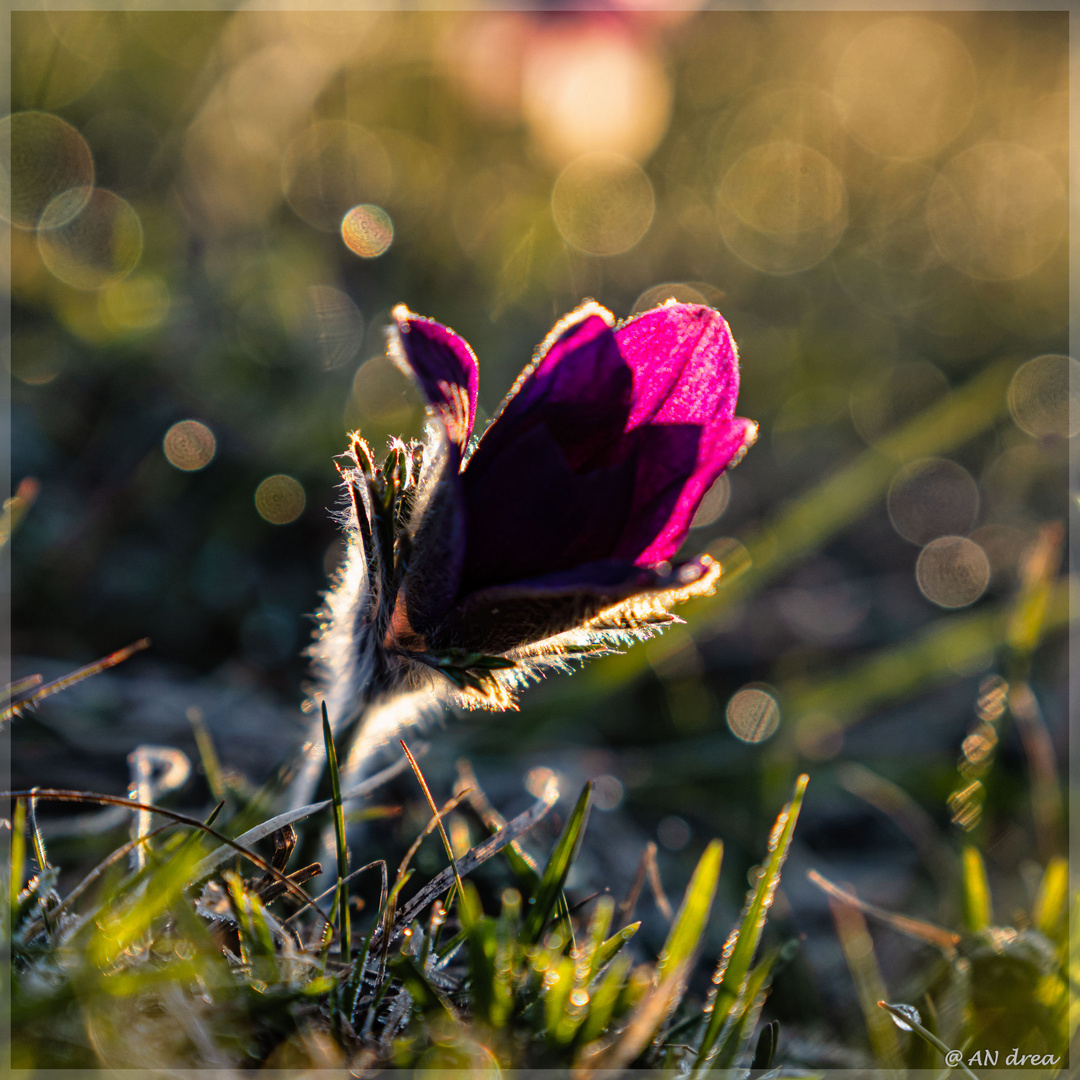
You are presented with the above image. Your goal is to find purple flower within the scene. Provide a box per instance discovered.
[311,300,756,715]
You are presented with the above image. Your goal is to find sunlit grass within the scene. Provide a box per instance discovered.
[7,761,811,1070]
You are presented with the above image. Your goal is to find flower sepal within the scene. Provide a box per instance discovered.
[413,648,520,695]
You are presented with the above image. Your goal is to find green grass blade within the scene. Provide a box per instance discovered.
[322,701,351,963]
[577,953,634,1048]
[657,838,723,984]
[878,1000,979,1080]
[9,797,26,914]
[1032,856,1068,942]
[960,845,991,932]
[750,1019,779,1072]
[708,945,784,1069]
[694,774,808,1072]
[188,706,227,804]
[522,782,592,944]
[828,896,903,1068]
[583,893,614,972]
[544,953,577,1039]
[593,920,641,975]
[1006,521,1063,662]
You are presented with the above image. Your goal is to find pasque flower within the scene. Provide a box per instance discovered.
[309,300,756,727]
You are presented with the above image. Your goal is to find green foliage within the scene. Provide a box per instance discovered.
[823,845,1074,1077]
[5,774,810,1070]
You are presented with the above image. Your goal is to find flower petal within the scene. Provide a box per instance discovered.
[471,303,630,471]
[390,305,479,458]
[614,302,740,429]
[616,416,758,566]
[602,302,753,564]
[460,420,638,594]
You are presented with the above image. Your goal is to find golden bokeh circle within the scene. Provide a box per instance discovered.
[725,686,780,744]
[717,141,846,274]
[551,151,654,256]
[887,457,979,546]
[341,204,394,258]
[850,361,949,449]
[37,187,143,290]
[99,274,170,333]
[0,111,94,229]
[690,474,731,529]
[282,120,391,233]
[834,16,976,160]
[631,281,715,314]
[916,536,990,608]
[1007,354,1080,439]
[522,30,672,166]
[163,420,216,472]
[926,142,1065,281]
[255,475,306,525]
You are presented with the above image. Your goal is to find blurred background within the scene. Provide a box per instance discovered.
[5,7,1071,1062]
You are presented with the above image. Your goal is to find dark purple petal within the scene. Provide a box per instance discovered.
[471,304,631,471]
[391,305,479,458]
[459,420,638,594]
[431,557,715,655]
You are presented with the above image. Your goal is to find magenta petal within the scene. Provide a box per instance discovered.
[614,303,740,428]
[391,305,479,458]
[616,416,757,566]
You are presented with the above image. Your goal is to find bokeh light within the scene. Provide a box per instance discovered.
[657,815,691,851]
[774,560,871,643]
[283,121,391,232]
[794,711,844,761]
[887,458,979,545]
[341,204,394,258]
[926,142,1065,280]
[10,328,65,385]
[631,281,717,314]
[551,151,654,256]
[37,188,143,290]
[163,420,216,472]
[690,474,730,529]
[0,111,94,229]
[915,535,990,608]
[345,355,423,437]
[524,766,558,799]
[717,141,847,274]
[254,475,306,525]
[716,84,848,170]
[307,285,364,369]
[99,274,170,333]
[725,686,780,744]
[1007,353,1079,438]
[522,28,671,166]
[834,17,976,160]
[12,18,112,109]
[592,774,624,811]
